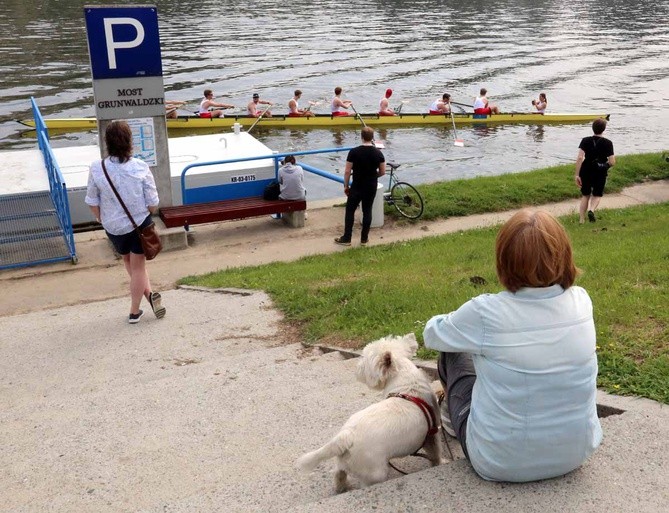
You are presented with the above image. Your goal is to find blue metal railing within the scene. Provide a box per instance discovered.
[30,97,77,263]
[180,147,354,204]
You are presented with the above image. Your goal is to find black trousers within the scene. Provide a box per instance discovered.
[343,185,377,241]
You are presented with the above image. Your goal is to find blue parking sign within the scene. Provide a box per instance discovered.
[84,6,163,80]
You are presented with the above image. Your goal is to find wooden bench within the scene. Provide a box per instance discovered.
[159,196,307,229]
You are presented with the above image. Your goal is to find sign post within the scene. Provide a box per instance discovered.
[84,5,172,207]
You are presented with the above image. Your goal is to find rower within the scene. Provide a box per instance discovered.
[379,89,396,116]
[248,93,273,118]
[473,88,500,115]
[288,90,314,117]
[531,93,548,114]
[198,89,234,118]
[429,93,452,115]
[165,100,185,119]
[331,87,352,117]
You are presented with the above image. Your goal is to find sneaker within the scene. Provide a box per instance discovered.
[360,238,368,246]
[128,310,144,324]
[588,210,596,223]
[334,236,351,246]
[148,292,166,319]
[270,213,282,220]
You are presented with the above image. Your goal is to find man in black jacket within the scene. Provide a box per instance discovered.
[575,118,616,223]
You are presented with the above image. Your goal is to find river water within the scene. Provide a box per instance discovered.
[1,0,668,200]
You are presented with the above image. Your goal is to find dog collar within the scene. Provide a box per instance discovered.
[387,393,439,437]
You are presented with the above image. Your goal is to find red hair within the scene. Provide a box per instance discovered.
[496,209,578,292]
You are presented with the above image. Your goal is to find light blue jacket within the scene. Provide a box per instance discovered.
[424,285,602,482]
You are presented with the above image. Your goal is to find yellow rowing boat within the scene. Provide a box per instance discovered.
[19,112,609,131]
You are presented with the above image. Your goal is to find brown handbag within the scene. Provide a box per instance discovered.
[101,159,162,260]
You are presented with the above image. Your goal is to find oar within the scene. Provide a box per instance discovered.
[350,104,385,149]
[247,104,273,134]
[350,103,368,128]
[449,110,464,147]
[451,100,473,109]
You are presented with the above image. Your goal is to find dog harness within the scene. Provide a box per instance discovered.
[387,393,439,443]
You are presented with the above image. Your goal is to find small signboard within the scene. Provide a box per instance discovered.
[125,117,157,166]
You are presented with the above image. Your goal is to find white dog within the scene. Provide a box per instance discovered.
[296,334,443,492]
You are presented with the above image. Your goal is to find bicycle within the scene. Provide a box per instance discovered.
[383,162,424,219]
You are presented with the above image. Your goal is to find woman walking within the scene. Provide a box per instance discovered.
[85,120,166,324]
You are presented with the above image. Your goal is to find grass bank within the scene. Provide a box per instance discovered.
[181,153,669,403]
[405,151,669,221]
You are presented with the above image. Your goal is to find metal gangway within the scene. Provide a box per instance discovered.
[0,98,77,270]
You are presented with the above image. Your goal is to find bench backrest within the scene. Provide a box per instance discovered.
[183,177,274,204]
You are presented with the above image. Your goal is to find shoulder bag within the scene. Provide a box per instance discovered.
[101,159,162,260]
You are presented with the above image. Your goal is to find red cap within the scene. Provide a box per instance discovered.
[385,88,393,98]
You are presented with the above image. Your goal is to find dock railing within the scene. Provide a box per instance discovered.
[30,97,76,263]
[179,147,354,205]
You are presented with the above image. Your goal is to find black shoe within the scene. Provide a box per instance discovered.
[334,237,351,246]
[360,238,368,246]
[588,210,596,223]
[128,310,144,324]
[148,292,166,319]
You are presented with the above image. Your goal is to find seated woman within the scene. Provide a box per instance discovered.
[424,209,602,483]
[532,92,548,113]
[278,155,306,201]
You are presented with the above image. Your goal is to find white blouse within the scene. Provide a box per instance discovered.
[85,156,159,235]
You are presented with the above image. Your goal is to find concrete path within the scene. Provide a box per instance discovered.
[1,180,668,512]
[1,288,667,513]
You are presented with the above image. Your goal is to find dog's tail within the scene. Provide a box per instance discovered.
[295,429,354,472]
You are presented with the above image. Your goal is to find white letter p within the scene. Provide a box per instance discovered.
[103,17,145,70]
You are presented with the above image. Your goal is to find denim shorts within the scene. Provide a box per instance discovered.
[106,215,152,255]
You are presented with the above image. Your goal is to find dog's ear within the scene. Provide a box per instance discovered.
[382,351,393,371]
[375,350,394,386]
[403,333,418,357]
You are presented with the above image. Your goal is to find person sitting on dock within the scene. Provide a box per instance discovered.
[198,89,234,118]
[278,155,306,201]
[288,90,314,117]
[248,93,273,118]
[379,89,396,116]
[531,93,548,114]
[473,88,500,115]
[331,87,352,117]
[429,93,452,115]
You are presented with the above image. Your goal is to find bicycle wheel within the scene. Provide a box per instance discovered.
[390,181,424,219]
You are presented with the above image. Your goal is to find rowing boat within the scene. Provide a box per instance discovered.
[19,112,609,131]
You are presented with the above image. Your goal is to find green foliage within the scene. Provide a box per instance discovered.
[394,152,669,221]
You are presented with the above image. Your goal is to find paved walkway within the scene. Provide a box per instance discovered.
[1,289,667,513]
[1,181,668,512]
